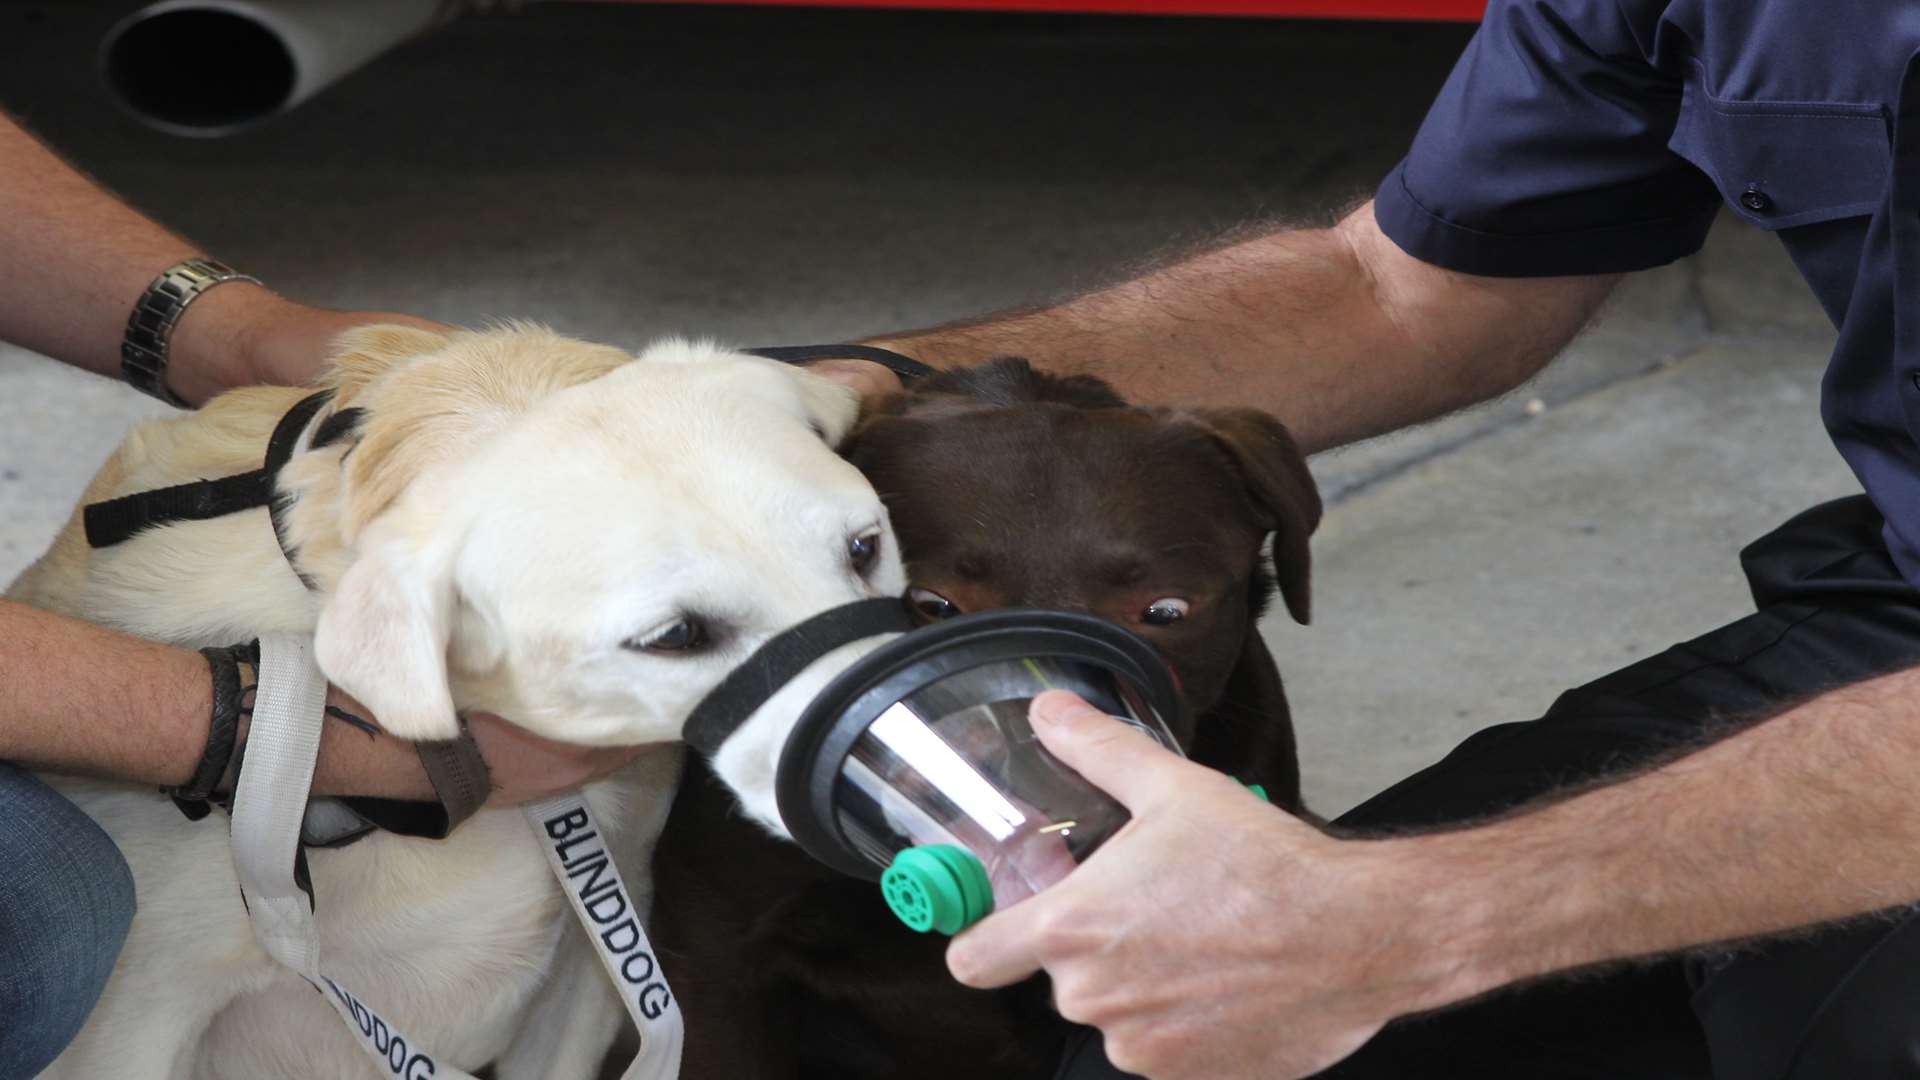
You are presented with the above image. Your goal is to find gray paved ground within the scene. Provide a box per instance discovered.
[0,2,1859,815]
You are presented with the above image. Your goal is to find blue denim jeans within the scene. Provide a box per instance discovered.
[0,763,135,1080]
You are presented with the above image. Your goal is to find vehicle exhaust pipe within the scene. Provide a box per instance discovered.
[100,0,459,137]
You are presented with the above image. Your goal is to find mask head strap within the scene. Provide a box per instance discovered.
[744,344,936,383]
[683,596,917,758]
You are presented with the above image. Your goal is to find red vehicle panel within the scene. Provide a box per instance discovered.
[642,1,1484,22]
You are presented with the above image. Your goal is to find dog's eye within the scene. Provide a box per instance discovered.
[1141,598,1190,626]
[849,531,881,574]
[625,618,707,654]
[909,587,961,622]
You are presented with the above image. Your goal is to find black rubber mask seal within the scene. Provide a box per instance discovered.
[772,607,1186,879]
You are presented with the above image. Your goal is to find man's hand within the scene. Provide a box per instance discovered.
[946,691,1476,1080]
[464,711,654,807]
[804,356,906,410]
[169,284,448,403]
[310,687,651,806]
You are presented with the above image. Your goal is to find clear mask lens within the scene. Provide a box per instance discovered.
[749,606,1189,934]
[833,657,1176,914]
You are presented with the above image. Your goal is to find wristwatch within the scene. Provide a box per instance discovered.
[121,257,262,407]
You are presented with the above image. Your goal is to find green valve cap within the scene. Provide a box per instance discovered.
[881,844,995,935]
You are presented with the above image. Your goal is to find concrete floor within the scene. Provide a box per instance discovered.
[0,2,1861,815]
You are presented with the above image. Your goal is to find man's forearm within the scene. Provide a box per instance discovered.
[0,111,282,401]
[0,598,210,784]
[874,203,1619,454]
[1396,666,1920,1008]
[0,599,432,798]
[0,112,193,380]
[0,111,401,402]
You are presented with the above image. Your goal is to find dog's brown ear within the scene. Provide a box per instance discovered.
[314,534,461,741]
[1181,408,1321,625]
[1191,628,1303,811]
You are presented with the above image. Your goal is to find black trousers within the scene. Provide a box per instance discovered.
[1061,496,1920,1080]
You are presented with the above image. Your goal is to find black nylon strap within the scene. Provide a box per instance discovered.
[684,596,916,758]
[83,469,274,549]
[167,645,245,820]
[745,344,936,383]
[415,729,493,835]
[332,797,451,842]
[79,392,494,845]
[262,392,334,590]
[84,391,333,550]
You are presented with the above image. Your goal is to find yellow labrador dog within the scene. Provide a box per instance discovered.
[9,324,905,1079]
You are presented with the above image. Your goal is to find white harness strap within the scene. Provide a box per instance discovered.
[231,635,471,1079]
[231,635,683,1080]
[525,794,685,1079]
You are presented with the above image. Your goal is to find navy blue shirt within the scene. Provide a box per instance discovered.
[1375,2,1920,581]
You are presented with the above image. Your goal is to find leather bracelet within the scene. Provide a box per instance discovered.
[121,257,263,408]
[211,651,259,808]
[167,640,492,838]
[167,644,248,820]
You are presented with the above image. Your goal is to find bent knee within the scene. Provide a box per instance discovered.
[0,766,136,1070]
[1697,909,1920,1080]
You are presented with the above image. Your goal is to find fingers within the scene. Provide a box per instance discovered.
[805,358,904,406]
[1029,689,1207,813]
[946,692,1218,986]
[946,891,1052,989]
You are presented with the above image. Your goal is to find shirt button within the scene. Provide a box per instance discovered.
[1741,185,1774,213]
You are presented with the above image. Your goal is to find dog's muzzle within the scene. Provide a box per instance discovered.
[684,601,1187,935]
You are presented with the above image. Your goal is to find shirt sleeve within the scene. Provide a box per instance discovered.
[1374,0,1722,277]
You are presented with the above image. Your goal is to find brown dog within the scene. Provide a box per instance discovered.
[647,357,1320,1079]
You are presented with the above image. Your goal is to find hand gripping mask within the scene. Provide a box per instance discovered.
[684,600,1188,935]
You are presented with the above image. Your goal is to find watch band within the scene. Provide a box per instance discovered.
[121,257,262,408]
